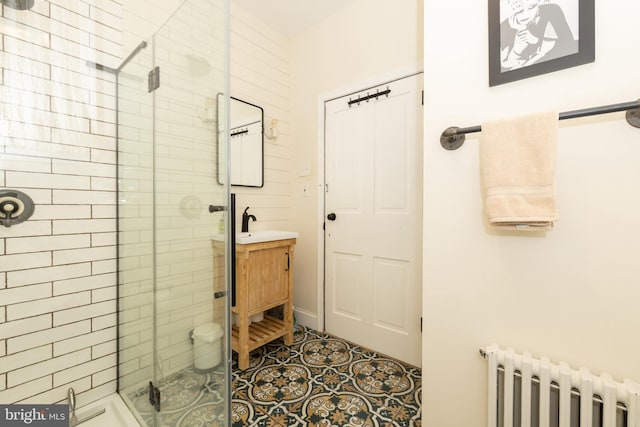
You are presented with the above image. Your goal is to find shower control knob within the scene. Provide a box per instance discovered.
[327,213,336,221]
[0,190,35,228]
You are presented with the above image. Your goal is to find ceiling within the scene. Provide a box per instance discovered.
[231,0,356,37]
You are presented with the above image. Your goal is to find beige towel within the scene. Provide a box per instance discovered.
[481,112,559,230]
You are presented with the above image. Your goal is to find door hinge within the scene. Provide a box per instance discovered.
[420,317,423,332]
[148,381,161,412]
[148,66,160,92]
[421,90,424,106]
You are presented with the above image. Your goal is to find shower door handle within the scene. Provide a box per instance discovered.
[208,205,226,213]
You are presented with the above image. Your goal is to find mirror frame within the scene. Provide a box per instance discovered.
[217,95,264,188]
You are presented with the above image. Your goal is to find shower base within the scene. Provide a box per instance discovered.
[127,366,226,427]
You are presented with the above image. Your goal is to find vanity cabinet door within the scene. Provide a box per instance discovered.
[246,246,289,312]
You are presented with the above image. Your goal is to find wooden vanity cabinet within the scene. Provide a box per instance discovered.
[232,238,295,370]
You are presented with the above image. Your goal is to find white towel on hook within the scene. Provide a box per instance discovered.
[480,112,559,231]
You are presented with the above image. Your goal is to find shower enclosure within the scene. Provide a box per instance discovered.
[1,1,228,424]
[116,1,231,426]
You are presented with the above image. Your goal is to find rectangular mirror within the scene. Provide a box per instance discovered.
[217,95,264,187]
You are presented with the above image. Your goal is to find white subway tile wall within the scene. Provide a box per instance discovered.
[0,0,123,405]
[228,3,293,229]
[2,0,231,408]
[117,0,227,393]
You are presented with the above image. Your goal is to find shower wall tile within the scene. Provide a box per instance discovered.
[0,345,52,374]
[0,315,51,340]
[7,263,91,288]
[53,159,115,177]
[90,232,116,247]
[0,221,52,239]
[31,205,92,220]
[91,205,116,218]
[8,320,91,354]
[53,272,115,296]
[4,122,52,142]
[92,366,116,387]
[6,140,92,162]
[0,252,51,272]
[0,26,51,51]
[51,129,114,150]
[53,326,115,356]
[52,189,115,205]
[0,154,52,173]
[90,177,116,191]
[0,283,52,306]
[0,1,122,406]
[91,285,115,303]
[92,313,116,332]
[7,292,91,321]
[0,52,50,79]
[0,377,52,404]
[53,245,114,265]
[91,339,116,359]
[17,377,91,406]
[8,349,91,388]
[91,259,116,275]
[90,148,116,164]
[52,218,115,234]
[6,171,90,190]
[53,353,114,388]
[53,300,113,327]
[6,234,90,253]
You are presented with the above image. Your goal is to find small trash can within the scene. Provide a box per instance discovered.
[192,322,223,371]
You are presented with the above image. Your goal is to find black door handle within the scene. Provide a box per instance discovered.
[208,205,225,213]
[327,213,336,221]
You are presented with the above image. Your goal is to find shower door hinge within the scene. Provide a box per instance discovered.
[148,66,160,92]
[148,381,161,412]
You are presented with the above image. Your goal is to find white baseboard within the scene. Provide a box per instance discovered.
[293,306,318,330]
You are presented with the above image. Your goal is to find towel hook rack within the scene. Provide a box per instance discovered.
[440,98,640,150]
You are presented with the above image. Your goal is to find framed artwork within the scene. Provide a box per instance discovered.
[488,0,594,86]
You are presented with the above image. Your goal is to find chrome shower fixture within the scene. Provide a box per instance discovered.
[1,0,34,10]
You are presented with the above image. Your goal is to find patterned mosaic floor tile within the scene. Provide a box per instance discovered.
[128,326,422,426]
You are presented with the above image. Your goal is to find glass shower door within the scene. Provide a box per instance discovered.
[151,0,229,425]
[117,0,230,426]
[117,36,156,427]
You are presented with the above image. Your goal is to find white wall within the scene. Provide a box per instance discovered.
[290,0,424,325]
[423,3,640,426]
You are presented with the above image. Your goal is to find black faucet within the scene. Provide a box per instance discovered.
[241,207,256,232]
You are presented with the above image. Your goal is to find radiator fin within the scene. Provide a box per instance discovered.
[483,344,640,427]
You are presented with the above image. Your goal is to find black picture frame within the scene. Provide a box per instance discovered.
[488,0,594,86]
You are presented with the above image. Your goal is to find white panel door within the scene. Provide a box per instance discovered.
[324,73,423,367]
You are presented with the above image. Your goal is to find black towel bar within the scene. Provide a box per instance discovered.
[440,99,640,150]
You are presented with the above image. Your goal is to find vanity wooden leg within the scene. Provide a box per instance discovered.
[284,301,293,346]
[237,311,250,370]
[238,349,249,370]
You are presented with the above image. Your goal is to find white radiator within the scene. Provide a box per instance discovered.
[482,344,640,427]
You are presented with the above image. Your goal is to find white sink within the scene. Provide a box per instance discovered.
[236,230,298,244]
